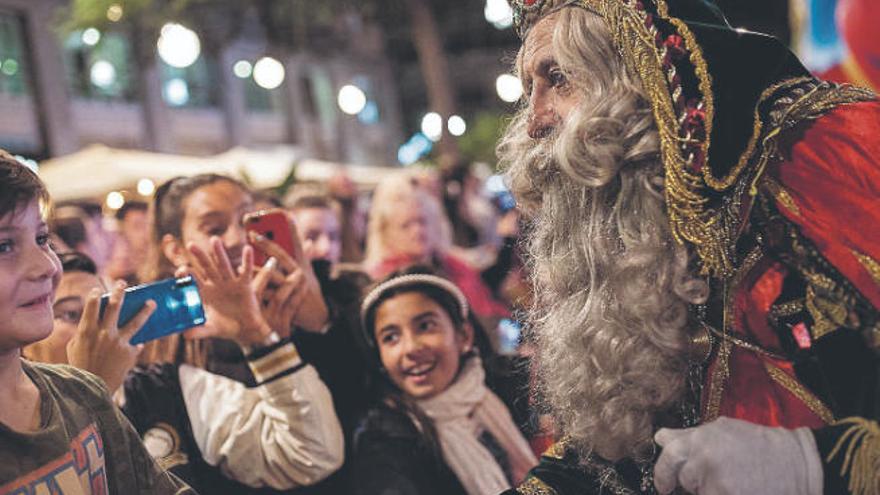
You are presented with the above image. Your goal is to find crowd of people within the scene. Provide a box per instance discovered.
[1,0,879,494]
[1,148,539,495]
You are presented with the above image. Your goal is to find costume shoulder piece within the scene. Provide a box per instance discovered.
[507,437,658,495]
[510,0,876,278]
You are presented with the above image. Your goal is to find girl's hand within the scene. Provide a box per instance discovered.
[249,231,329,333]
[66,281,155,392]
[182,237,274,346]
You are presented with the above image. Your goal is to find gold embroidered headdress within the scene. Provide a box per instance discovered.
[510,0,873,277]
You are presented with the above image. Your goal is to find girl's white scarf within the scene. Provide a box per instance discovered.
[417,357,538,495]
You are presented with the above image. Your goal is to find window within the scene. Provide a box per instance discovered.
[62,29,136,101]
[0,11,31,97]
[0,9,43,156]
[245,76,282,113]
[160,56,219,108]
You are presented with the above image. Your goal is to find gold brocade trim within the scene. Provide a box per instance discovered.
[576,0,727,276]
[805,274,852,340]
[702,337,730,422]
[703,247,764,421]
[841,56,877,93]
[703,323,786,361]
[762,177,801,217]
[542,437,568,460]
[666,14,715,185]
[762,360,835,424]
[853,250,880,288]
[768,299,805,321]
[518,476,559,495]
[826,417,880,495]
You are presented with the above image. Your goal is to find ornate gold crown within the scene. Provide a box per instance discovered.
[510,0,579,38]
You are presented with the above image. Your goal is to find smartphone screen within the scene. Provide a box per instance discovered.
[243,209,297,266]
[100,276,206,345]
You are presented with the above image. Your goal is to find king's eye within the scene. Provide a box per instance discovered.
[548,68,567,88]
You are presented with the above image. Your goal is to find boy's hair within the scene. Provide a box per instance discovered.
[0,149,49,219]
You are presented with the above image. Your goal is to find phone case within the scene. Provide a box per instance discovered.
[243,208,296,266]
[100,276,207,345]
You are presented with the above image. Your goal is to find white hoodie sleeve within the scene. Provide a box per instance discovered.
[178,342,344,490]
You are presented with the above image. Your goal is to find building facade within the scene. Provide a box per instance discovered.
[0,0,403,165]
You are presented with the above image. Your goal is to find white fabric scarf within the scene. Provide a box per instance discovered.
[417,356,538,495]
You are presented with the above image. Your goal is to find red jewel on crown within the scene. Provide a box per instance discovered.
[524,0,539,5]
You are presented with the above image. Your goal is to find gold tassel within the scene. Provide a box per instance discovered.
[826,417,880,495]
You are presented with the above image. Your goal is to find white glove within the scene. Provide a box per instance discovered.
[653,417,823,495]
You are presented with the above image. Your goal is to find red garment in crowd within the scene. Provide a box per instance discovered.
[706,100,880,429]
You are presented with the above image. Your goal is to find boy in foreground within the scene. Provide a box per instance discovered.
[0,149,193,494]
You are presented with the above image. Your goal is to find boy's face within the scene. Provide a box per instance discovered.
[0,199,62,352]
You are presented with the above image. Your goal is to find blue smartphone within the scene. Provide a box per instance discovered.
[100,276,206,345]
[498,318,522,354]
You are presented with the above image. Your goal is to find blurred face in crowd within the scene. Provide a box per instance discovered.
[26,269,103,364]
[0,200,61,352]
[121,208,149,257]
[84,215,115,271]
[292,207,341,265]
[373,291,472,399]
[163,181,253,268]
[383,200,431,261]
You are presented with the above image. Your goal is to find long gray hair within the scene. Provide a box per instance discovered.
[498,7,709,462]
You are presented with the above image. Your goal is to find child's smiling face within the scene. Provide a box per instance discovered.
[0,199,61,353]
[373,291,472,399]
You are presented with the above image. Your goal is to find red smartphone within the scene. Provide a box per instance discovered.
[243,208,297,266]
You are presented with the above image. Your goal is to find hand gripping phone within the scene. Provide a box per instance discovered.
[100,276,207,345]
[243,208,297,266]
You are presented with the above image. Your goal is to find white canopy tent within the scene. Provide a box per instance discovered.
[38,144,398,202]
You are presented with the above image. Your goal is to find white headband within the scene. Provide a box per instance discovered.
[360,273,470,344]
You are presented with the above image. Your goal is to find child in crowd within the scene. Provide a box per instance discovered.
[352,268,538,495]
[25,246,346,494]
[125,174,344,493]
[0,150,192,494]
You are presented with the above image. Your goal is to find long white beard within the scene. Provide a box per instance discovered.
[499,104,708,462]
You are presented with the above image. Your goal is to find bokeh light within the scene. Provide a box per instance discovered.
[338,84,367,115]
[253,57,285,89]
[496,73,523,102]
[447,115,467,136]
[421,112,443,142]
[137,178,156,196]
[157,23,201,69]
[106,191,125,210]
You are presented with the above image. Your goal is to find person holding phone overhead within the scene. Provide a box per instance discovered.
[124,174,343,494]
[0,150,194,494]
